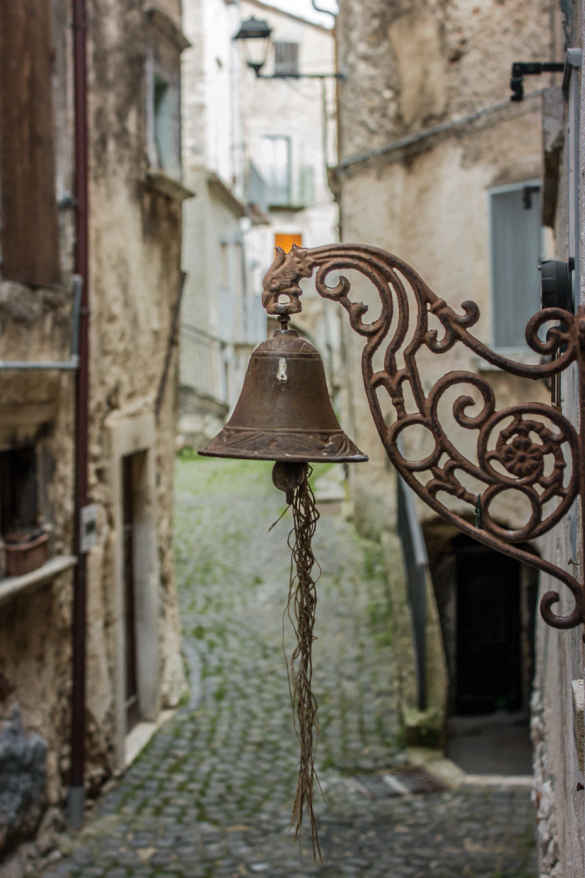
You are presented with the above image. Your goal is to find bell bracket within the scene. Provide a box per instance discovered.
[261,243,585,632]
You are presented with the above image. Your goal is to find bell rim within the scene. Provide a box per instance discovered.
[198,448,369,463]
[199,426,368,463]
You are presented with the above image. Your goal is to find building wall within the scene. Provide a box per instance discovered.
[531,2,585,875]
[335,0,553,540]
[239,0,342,393]
[180,0,343,439]
[334,0,558,754]
[0,0,186,857]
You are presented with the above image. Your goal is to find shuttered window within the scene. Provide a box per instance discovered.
[0,0,60,286]
[261,135,291,206]
[152,73,182,180]
[489,182,543,349]
[274,42,299,76]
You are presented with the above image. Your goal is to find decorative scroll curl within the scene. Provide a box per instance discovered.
[261,243,585,630]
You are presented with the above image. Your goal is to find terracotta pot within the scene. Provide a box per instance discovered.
[4,531,49,577]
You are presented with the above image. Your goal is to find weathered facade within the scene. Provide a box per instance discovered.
[531,3,585,875]
[0,0,187,862]
[335,0,585,873]
[334,0,558,749]
[180,0,342,448]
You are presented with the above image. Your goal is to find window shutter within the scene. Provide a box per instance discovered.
[0,0,60,286]
[261,135,291,205]
[274,42,299,76]
[490,185,542,349]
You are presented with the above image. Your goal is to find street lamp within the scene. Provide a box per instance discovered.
[233,16,273,77]
[233,15,345,80]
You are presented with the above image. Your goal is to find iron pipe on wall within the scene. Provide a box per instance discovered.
[68,0,90,832]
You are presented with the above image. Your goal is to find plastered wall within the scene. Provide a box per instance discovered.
[335,0,551,540]
[0,0,186,852]
[530,2,585,875]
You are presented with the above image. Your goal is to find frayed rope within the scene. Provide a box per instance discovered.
[284,468,323,862]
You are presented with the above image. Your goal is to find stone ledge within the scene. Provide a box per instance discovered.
[144,170,195,203]
[124,710,176,768]
[0,555,77,607]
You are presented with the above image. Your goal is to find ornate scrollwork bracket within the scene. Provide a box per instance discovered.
[262,244,585,632]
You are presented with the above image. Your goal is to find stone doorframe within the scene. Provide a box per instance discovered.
[106,413,161,768]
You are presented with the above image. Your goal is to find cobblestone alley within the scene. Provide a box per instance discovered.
[39,458,537,878]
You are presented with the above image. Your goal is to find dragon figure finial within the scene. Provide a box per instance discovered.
[261,245,316,315]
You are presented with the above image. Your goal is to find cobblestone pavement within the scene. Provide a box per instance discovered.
[40,458,537,878]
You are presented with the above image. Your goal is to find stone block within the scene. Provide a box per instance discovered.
[0,707,48,855]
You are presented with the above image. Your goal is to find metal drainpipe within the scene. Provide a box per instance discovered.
[68,0,90,831]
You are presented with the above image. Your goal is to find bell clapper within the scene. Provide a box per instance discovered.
[272,461,308,505]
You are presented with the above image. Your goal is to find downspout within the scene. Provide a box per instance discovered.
[68,0,90,831]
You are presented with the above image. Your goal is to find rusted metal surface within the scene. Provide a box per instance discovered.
[261,243,585,631]
[199,329,367,463]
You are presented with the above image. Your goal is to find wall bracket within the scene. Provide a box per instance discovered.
[262,243,585,632]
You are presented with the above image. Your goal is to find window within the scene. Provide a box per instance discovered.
[146,10,187,182]
[0,446,38,538]
[246,162,268,213]
[0,0,60,286]
[261,136,291,206]
[150,72,181,180]
[274,41,299,76]
[489,181,543,349]
[274,233,302,253]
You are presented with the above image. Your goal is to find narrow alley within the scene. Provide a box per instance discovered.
[38,458,537,878]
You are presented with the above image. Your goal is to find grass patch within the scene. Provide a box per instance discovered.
[213,683,227,702]
[175,455,273,498]
[368,597,393,647]
[175,455,338,501]
[363,543,385,580]
[307,461,335,484]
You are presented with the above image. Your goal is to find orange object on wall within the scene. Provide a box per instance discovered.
[275,233,303,253]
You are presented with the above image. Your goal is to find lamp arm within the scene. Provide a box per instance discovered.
[261,243,585,631]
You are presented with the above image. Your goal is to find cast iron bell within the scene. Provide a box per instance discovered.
[200,323,366,846]
[199,329,367,464]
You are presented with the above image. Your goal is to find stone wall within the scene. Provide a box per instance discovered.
[335,0,552,541]
[334,0,556,753]
[0,0,186,860]
[337,0,551,159]
[529,2,585,875]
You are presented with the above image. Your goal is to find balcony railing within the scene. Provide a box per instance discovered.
[179,323,227,404]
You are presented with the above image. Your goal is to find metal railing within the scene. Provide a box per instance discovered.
[396,473,428,711]
[179,323,227,403]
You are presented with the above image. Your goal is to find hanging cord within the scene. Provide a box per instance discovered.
[284,468,323,861]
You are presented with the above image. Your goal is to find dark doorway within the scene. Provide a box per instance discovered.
[122,453,140,733]
[427,526,538,775]
[455,536,522,715]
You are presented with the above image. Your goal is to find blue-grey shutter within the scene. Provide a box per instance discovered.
[490,186,542,349]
